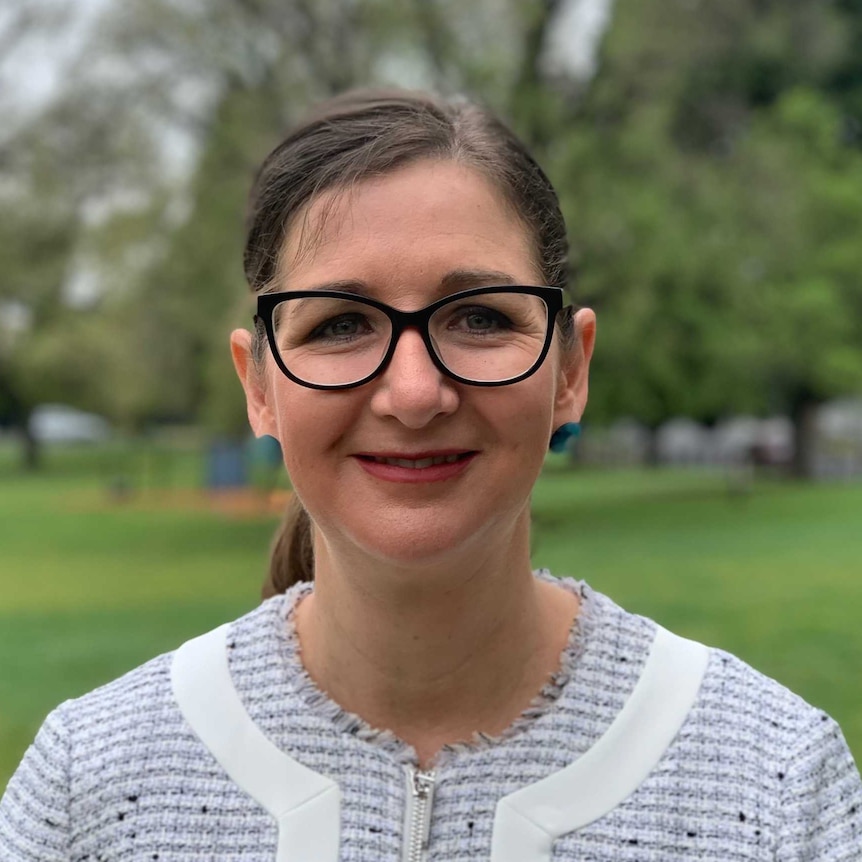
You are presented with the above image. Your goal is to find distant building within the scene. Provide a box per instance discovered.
[575,398,862,479]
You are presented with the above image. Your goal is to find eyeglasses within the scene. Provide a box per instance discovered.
[255,285,567,390]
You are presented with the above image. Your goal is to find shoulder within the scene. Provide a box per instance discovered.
[0,646,180,858]
[573,579,845,745]
[698,643,830,740]
[578,583,862,853]
[689,647,862,856]
[2,595,288,806]
[1,596,293,858]
[63,648,175,736]
[572,579,860,780]
[57,595,287,743]
[614,590,862,852]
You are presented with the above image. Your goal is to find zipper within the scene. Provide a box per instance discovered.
[402,765,436,862]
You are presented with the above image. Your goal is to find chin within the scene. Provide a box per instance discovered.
[355,525,470,567]
[328,505,528,572]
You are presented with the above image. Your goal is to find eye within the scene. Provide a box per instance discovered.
[309,313,372,341]
[450,305,513,333]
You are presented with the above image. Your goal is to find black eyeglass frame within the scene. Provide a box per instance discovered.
[255,285,567,391]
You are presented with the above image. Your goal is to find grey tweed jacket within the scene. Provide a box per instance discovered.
[1,577,860,861]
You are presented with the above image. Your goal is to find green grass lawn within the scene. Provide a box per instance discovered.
[1,446,860,792]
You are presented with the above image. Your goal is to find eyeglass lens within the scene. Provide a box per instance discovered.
[270,291,550,387]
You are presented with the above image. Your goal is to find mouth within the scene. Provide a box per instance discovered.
[353,449,478,481]
[358,451,474,469]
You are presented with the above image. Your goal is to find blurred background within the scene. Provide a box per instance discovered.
[1,0,861,789]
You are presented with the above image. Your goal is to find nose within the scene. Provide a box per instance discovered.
[368,328,459,428]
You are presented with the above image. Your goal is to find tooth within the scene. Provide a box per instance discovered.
[370,454,465,469]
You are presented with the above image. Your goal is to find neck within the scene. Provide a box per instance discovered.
[294,516,579,767]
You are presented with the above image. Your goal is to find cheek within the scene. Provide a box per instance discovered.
[268,384,358,468]
[512,412,552,466]
[520,361,561,419]
[486,377,557,455]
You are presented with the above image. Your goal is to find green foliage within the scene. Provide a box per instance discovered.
[546,1,862,446]
[4,0,862,462]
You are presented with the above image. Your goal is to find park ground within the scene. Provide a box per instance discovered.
[1,444,860,791]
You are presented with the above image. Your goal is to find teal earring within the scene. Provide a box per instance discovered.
[549,422,581,453]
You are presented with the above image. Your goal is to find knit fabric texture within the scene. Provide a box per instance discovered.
[1,577,860,861]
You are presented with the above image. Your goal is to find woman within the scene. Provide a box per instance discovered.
[1,89,860,862]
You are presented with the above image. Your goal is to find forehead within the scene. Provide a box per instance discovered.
[279,160,540,295]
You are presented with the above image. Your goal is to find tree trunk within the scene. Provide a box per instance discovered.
[18,418,41,471]
[511,0,565,148]
[644,424,661,467]
[789,395,819,480]
[0,370,41,471]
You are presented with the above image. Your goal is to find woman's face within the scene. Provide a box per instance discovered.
[233,159,594,567]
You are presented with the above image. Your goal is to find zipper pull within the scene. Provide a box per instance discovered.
[413,769,435,799]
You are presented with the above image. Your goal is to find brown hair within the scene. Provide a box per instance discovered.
[244,88,572,598]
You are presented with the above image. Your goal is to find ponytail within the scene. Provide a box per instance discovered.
[261,493,314,599]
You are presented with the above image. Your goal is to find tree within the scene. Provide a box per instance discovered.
[551,0,862,475]
[26,0,860,475]
[44,0,574,438]
[0,68,166,465]
[0,207,76,467]
[729,89,862,476]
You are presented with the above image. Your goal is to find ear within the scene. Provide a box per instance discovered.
[230,329,278,439]
[553,308,596,426]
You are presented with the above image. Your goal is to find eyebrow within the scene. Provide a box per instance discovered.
[439,269,518,290]
[295,269,518,298]
[298,279,370,296]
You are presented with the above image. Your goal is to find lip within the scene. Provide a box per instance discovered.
[352,449,478,483]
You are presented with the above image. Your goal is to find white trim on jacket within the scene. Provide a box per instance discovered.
[171,622,709,862]
[171,624,341,862]
[489,626,709,861]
